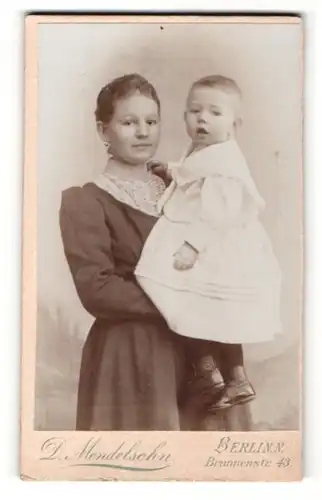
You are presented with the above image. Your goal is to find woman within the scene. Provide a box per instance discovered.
[59,73,252,431]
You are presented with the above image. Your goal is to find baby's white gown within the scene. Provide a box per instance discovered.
[135,140,282,344]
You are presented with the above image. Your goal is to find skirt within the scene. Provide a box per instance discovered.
[76,318,185,431]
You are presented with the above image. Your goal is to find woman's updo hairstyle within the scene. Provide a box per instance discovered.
[95,73,161,125]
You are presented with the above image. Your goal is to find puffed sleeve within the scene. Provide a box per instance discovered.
[184,176,252,253]
[59,187,160,321]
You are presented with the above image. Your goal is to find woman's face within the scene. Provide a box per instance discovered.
[103,92,161,165]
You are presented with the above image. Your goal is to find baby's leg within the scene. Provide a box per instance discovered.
[219,343,245,381]
[184,338,222,378]
[208,343,256,412]
[180,338,225,409]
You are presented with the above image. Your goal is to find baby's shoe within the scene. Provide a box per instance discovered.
[181,356,225,408]
[208,379,256,412]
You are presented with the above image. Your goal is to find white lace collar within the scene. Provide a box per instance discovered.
[94,167,165,217]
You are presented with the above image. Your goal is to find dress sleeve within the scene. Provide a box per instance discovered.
[59,187,160,321]
[184,176,249,253]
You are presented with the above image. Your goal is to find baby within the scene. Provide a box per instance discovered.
[135,75,282,412]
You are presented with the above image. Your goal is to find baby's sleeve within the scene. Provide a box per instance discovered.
[202,176,244,227]
[184,176,245,252]
[167,161,183,178]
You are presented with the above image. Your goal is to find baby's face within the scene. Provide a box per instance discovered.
[185,85,238,148]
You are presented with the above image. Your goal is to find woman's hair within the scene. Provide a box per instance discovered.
[95,73,161,124]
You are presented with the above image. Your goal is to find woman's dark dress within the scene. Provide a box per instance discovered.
[59,182,187,430]
[59,182,253,431]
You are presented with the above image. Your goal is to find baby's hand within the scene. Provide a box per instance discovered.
[173,243,198,270]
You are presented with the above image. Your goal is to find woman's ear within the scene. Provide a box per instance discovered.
[96,121,108,142]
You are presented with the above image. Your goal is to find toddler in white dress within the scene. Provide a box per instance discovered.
[135,75,282,412]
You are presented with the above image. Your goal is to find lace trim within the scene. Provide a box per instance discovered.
[94,172,165,216]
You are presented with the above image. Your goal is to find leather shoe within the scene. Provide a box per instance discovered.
[207,380,256,412]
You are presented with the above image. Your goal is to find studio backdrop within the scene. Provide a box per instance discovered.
[35,22,302,430]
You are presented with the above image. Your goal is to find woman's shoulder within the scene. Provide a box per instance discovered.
[60,182,114,216]
[61,183,88,205]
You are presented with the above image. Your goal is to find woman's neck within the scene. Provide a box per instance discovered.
[106,156,149,181]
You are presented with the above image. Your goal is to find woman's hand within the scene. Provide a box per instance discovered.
[173,243,199,270]
[147,160,171,180]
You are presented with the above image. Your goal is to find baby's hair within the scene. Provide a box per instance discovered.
[190,74,242,99]
[95,73,161,124]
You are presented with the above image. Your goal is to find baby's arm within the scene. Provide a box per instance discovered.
[180,176,245,258]
[202,176,244,229]
[173,177,248,271]
[148,160,199,270]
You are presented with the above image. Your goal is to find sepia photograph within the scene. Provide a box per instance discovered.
[21,14,303,481]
